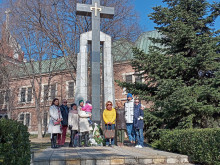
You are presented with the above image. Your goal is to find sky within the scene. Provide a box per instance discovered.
[134,0,220,31]
[0,0,219,32]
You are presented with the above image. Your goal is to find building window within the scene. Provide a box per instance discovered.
[125,75,132,83]
[26,114,30,126]
[18,113,30,127]
[124,74,143,84]
[19,87,32,103]
[43,112,48,127]
[27,87,32,102]
[123,73,143,95]
[20,88,26,102]
[19,113,24,121]
[43,85,49,100]
[43,84,57,101]
[68,82,74,98]
[50,84,56,99]
[135,75,142,83]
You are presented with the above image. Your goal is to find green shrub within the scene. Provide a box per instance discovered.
[152,128,220,165]
[0,119,31,165]
[143,110,163,143]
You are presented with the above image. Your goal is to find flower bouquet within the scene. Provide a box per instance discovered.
[93,129,103,145]
[89,123,104,146]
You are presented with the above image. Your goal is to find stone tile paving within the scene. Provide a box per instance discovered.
[33,146,194,165]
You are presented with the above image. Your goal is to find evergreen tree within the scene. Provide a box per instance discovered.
[118,0,220,138]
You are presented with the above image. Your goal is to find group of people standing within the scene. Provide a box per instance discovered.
[103,93,144,148]
[48,98,92,148]
[48,93,144,148]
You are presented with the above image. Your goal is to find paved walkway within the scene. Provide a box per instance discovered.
[32,146,194,165]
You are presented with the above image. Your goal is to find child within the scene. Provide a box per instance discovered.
[82,100,93,125]
[68,103,79,147]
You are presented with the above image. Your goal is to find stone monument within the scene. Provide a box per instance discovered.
[75,0,115,123]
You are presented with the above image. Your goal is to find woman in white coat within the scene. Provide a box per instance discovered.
[78,100,91,147]
[48,98,63,148]
[68,103,79,147]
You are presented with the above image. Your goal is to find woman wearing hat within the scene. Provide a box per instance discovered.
[78,100,91,147]
[125,93,135,146]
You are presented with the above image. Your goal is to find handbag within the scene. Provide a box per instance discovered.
[104,124,115,139]
[53,120,60,126]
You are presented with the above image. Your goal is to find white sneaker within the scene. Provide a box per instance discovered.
[138,145,143,148]
[135,145,139,148]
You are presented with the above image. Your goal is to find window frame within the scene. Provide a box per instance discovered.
[18,112,31,128]
[66,81,75,99]
[122,72,144,95]
[20,88,26,103]
[18,86,33,104]
[0,90,10,105]
[42,83,57,101]
[27,87,33,102]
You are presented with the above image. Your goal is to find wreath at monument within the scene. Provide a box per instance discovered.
[93,128,103,145]
[89,123,104,146]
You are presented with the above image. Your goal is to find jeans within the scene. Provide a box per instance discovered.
[135,129,144,147]
[126,123,135,142]
[105,124,115,145]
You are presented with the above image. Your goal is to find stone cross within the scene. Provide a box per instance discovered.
[76,0,114,122]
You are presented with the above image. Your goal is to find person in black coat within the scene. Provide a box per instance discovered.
[58,99,69,146]
[133,99,144,148]
[116,101,126,146]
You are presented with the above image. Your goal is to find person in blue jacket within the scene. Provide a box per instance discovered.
[133,99,144,148]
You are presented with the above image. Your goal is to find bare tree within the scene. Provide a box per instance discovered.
[8,0,141,77]
[16,27,67,138]
[1,0,141,138]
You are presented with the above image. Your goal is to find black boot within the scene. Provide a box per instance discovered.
[72,131,77,147]
[51,138,54,148]
[51,134,57,149]
[85,132,89,147]
[53,134,59,148]
[78,133,82,147]
[69,130,73,147]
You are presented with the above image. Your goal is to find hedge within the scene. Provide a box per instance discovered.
[151,128,220,165]
[0,119,31,165]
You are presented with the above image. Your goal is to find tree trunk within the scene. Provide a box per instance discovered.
[37,121,42,139]
[36,100,42,139]
[7,107,11,119]
[7,110,11,119]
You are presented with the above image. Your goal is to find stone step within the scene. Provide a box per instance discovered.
[33,146,194,165]
[147,164,194,165]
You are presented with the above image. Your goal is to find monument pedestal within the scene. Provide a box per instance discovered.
[32,146,193,165]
